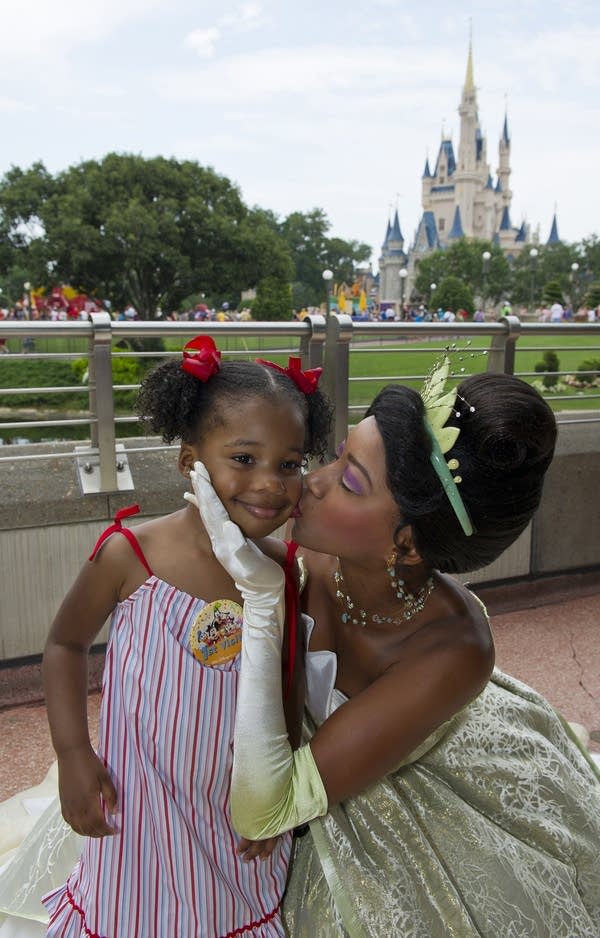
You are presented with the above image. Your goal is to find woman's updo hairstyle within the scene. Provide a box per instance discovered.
[366,373,557,574]
[136,357,332,461]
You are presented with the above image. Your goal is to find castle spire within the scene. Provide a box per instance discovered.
[464,33,475,93]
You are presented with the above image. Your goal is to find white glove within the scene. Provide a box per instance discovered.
[184,461,327,839]
[185,461,285,611]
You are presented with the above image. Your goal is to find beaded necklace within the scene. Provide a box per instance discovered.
[334,562,435,627]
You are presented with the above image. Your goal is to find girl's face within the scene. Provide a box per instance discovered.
[292,415,401,562]
[187,396,306,539]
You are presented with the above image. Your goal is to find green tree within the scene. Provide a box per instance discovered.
[0,155,292,319]
[542,279,564,305]
[280,209,371,307]
[431,275,474,315]
[414,239,509,305]
[252,277,293,321]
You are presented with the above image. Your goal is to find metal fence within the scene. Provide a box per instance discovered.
[1,313,599,493]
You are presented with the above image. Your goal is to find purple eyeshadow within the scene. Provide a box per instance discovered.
[342,469,364,495]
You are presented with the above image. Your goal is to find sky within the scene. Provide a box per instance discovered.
[1,0,599,271]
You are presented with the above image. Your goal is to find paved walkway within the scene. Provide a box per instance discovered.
[1,583,599,802]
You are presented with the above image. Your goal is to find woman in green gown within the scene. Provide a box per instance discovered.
[192,367,600,938]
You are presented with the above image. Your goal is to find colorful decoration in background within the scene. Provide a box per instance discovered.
[359,289,367,312]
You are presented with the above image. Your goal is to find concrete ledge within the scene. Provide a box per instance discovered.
[0,647,106,711]
[471,568,600,615]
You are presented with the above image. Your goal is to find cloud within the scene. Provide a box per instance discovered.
[0,97,33,113]
[219,2,266,30]
[0,0,170,71]
[184,3,267,58]
[185,26,221,58]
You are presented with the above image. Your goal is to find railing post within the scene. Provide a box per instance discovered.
[487,314,521,375]
[79,312,119,492]
[322,314,353,457]
[302,315,327,370]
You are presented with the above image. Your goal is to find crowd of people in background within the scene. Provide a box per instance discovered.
[0,294,597,334]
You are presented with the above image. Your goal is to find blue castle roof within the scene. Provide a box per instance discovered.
[382,219,392,248]
[515,221,526,242]
[390,209,403,243]
[435,139,456,177]
[448,206,464,239]
[547,214,560,244]
[499,206,512,230]
[502,113,510,145]
[423,158,431,178]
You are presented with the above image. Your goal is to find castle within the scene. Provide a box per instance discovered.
[377,40,560,308]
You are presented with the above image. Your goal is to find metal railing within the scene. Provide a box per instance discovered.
[1,313,599,492]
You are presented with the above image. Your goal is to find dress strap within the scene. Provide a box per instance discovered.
[283,540,300,698]
[89,504,153,577]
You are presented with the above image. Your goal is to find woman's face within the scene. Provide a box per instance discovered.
[292,415,401,562]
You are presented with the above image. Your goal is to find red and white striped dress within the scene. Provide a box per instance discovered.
[43,516,293,938]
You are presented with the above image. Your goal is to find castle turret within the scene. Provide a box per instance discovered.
[547,213,560,245]
[497,111,512,207]
[378,209,408,308]
[454,38,481,235]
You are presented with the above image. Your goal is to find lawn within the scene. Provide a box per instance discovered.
[344,335,600,412]
[1,331,598,422]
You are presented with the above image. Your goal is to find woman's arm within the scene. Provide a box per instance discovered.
[189,463,492,839]
[42,536,130,836]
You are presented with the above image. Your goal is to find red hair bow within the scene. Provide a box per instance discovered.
[256,356,322,395]
[181,336,221,381]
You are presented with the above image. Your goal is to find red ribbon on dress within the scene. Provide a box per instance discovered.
[256,356,322,395]
[181,336,222,381]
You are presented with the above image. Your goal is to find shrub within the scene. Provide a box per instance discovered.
[534,349,560,388]
[0,358,88,408]
[585,282,600,310]
[576,358,600,385]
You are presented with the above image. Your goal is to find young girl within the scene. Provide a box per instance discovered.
[40,337,331,938]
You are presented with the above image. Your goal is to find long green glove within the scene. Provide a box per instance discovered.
[185,462,328,839]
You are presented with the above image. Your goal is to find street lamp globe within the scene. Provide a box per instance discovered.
[529,248,539,261]
[322,269,334,319]
[482,251,491,263]
[571,262,579,273]
[430,282,437,292]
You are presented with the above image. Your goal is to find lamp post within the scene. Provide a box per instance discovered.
[529,248,539,313]
[481,251,491,310]
[399,267,408,319]
[430,282,437,312]
[322,269,333,320]
[570,262,579,314]
[23,281,31,317]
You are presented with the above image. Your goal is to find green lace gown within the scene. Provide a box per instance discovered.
[282,634,600,938]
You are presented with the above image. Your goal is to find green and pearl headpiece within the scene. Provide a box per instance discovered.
[420,355,474,536]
